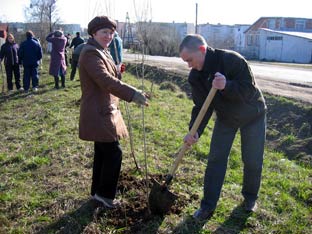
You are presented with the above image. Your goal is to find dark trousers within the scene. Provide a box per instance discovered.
[91,141,122,199]
[23,65,39,91]
[201,113,266,211]
[65,52,69,66]
[5,64,21,90]
[70,60,78,80]
[54,75,65,89]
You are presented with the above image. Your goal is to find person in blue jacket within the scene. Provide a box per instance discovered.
[0,33,22,91]
[109,32,122,65]
[18,31,43,92]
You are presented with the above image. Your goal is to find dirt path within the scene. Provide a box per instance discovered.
[124,54,312,104]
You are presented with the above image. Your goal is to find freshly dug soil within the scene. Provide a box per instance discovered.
[93,172,197,232]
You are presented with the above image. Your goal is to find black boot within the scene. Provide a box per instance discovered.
[61,75,65,88]
[54,76,59,89]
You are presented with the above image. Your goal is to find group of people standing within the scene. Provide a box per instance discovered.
[0,30,86,92]
[0,31,42,92]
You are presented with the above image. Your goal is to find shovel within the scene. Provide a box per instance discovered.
[149,87,217,215]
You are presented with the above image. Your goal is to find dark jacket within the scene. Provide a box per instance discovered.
[79,38,136,142]
[18,36,42,66]
[70,36,84,49]
[189,48,266,136]
[72,42,86,63]
[0,41,19,66]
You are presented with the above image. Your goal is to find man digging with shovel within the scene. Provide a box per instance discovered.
[179,34,266,221]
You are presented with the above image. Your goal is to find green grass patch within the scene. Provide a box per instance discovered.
[0,57,311,233]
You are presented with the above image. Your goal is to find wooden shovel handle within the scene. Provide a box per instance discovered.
[168,87,217,177]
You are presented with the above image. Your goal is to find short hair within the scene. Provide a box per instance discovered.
[179,34,207,53]
[26,30,34,38]
[76,32,80,36]
[54,30,63,37]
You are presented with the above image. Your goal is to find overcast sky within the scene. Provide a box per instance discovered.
[1,0,311,28]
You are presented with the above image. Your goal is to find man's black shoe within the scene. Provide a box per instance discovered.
[243,200,258,212]
[193,208,214,221]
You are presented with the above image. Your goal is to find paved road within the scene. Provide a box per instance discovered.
[250,63,312,83]
[124,53,312,104]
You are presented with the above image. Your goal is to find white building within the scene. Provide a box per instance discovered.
[198,23,250,52]
[233,24,250,54]
[259,28,312,63]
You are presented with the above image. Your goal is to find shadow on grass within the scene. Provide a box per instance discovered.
[171,204,252,234]
[0,81,81,105]
[0,82,54,104]
[36,199,98,234]
[212,203,252,234]
[36,199,166,234]
[171,215,206,234]
[130,215,165,234]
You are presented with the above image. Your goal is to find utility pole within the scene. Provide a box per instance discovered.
[195,3,198,34]
[122,12,134,49]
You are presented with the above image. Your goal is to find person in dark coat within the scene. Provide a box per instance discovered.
[69,32,84,50]
[18,31,43,92]
[180,34,266,221]
[79,15,149,208]
[69,32,84,80]
[70,42,85,81]
[0,33,22,91]
[46,30,67,89]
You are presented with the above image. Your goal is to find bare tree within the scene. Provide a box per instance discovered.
[131,0,180,56]
[132,0,152,54]
[23,0,60,50]
[25,0,60,32]
[86,0,115,21]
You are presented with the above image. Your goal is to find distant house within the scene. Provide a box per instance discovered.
[198,23,250,53]
[58,24,82,37]
[259,29,312,63]
[233,24,250,54]
[244,17,312,63]
[199,23,235,50]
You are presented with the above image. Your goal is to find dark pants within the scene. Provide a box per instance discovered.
[54,75,65,89]
[70,59,78,80]
[5,64,21,90]
[23,65,39,91]
[200,113,266,211]
[65,52,69,66]
[91,141,122,199]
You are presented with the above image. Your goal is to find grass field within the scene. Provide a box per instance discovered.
[0,57,311,233]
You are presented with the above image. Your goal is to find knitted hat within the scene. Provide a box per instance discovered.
[87,16,116,35]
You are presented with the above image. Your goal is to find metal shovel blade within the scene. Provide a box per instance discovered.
[149,178,178,215]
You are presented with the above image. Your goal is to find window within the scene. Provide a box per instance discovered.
[266,36,283,41]
[296,20,305,31]
[268,19,275,29]
[247,35,253,45]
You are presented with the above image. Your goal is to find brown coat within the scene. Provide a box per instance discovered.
[78,38,136,142]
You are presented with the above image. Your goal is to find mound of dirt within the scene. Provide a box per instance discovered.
[92,172,197,232]
[265,96,312,165]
